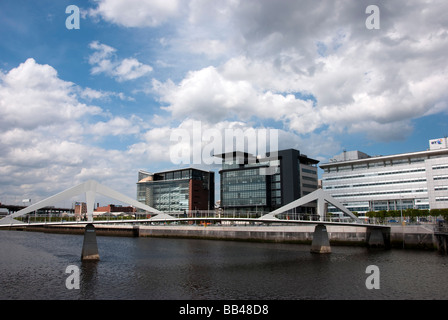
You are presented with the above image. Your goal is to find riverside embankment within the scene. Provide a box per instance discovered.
[11,223,438,250]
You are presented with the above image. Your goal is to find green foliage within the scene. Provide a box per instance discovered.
[430,208,448,220]
[366,208,439,223]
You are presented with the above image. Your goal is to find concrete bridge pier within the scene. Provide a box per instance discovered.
[310,225,331,253]
[436,234,448,254]
[366,227,391,249]
[81,223,100,261]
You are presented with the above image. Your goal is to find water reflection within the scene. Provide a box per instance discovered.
[1,230,448,300]
[80,261,99,299]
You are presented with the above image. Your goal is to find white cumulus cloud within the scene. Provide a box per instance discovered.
[89,0,181,27]
[0,58,102,131]
[88,41,153,82]
[0,59,148,203]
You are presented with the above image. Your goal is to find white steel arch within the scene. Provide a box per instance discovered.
[0,180,174,223]
[260,188,361,223]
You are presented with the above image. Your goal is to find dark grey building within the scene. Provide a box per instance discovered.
[215,149,319,214]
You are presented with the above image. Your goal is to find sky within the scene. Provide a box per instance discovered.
[0,0,447,206]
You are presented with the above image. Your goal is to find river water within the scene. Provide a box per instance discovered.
[1,229,447,300]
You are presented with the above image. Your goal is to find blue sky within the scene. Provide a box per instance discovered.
[1,0,447,205]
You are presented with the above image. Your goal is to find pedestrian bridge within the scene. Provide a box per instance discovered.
[0,180,390,259]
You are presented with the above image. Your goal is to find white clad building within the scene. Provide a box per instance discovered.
[320,138,448,214]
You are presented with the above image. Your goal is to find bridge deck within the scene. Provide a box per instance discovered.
[0,216,389,229]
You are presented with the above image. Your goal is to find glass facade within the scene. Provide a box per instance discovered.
[137,168,214,212]
[221,168,268,207]
[217,149,319,213]
[271,167,282,206]
[143,180,190,212]
[321,141,448,213]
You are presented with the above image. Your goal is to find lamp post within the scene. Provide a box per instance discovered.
[400,192,404,249]
[400,197,403,224]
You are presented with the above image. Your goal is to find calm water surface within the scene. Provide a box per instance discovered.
[1,229,447,300]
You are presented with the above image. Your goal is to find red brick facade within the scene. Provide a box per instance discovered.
[95,204,136,213]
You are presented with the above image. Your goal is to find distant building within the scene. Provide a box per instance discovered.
[94,204,136,214]
[330,150,370,162]
[215,149,319,214]
[74,202,87,220]
[137,168,215,212]
[320,137,448,214]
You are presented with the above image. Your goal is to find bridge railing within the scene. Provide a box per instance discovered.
[142,210,359,223]
[9,210,371,225]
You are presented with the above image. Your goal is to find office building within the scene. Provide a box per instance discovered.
[137,168,214,212]
[320,137,448,214]
[215,149,319,214]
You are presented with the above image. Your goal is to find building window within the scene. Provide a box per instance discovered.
[434,175,448,180]
[353,164,368,170]
[433,164,448,170]
[302,168,317,175]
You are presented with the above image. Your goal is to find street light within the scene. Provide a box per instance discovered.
[400,192,405,249]
[400,197,403,224]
